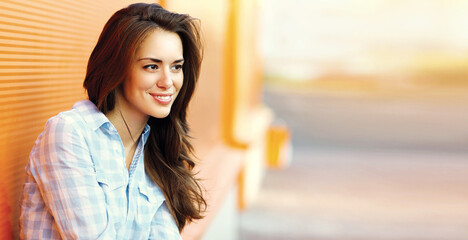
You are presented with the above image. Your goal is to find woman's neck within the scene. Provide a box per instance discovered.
[106,95,148,148]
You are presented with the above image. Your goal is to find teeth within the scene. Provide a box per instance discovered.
[155,95,170,100]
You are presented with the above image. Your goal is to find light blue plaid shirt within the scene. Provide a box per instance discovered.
[20,100,182,240]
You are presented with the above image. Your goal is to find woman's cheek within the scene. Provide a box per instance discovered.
[140,74,156,89]
[175,74,183,89]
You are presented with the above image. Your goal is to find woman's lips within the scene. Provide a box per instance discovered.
[149,93,172,105]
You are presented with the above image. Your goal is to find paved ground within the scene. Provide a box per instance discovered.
[239,87,468,240]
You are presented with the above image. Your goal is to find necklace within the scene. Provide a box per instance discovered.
[119,108,136,143]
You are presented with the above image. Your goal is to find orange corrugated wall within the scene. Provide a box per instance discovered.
[0,1,271,239]
[0,1,156,238]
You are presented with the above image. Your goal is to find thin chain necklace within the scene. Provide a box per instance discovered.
[119,108,136,144]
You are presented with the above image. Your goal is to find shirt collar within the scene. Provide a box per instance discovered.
[140,124,151,145]
[73,100,152,139]
[73,100,110,131]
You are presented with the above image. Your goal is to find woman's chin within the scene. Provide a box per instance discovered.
[150,110,171,119]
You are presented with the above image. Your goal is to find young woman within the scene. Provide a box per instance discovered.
[20,3,205,239]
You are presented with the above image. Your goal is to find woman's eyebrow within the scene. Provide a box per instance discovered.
[138,57,162,63]
[138,57,184,63]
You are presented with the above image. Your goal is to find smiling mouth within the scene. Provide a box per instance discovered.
[149,93,173,104]
[154,95,171,101]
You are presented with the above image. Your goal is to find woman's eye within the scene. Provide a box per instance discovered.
[144,64,158,70]
[172,64,183,71]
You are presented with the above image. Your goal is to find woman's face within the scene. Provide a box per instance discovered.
[121,29,184,120]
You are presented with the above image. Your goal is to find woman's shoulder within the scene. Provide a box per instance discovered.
[44,101,88,129]
[32,100,109,148]
[44,100,107,132]
[30,101,95,159]
[31,100,106,155]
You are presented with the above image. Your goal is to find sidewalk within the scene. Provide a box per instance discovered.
[239,87,468,240]
[240,147,468,240]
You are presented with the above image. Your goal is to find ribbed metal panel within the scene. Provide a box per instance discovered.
[0,1,156,238]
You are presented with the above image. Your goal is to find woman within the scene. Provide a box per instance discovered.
[20,3,205,239]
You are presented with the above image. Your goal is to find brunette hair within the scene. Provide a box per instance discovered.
[83,3,205,230]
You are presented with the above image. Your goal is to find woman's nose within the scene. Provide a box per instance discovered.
[156,68,173,89]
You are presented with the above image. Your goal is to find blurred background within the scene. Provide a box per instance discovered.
[1,0,468,239]
[240,0,468,239]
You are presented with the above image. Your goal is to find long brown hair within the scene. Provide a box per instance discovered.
[83,3,205,230]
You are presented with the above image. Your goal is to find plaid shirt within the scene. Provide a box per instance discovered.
[20,100,181,240]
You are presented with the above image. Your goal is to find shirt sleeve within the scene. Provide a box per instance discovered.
[149,202,182,240]
[28,115,116,240]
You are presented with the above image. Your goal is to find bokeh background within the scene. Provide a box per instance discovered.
[239,0,468,239]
